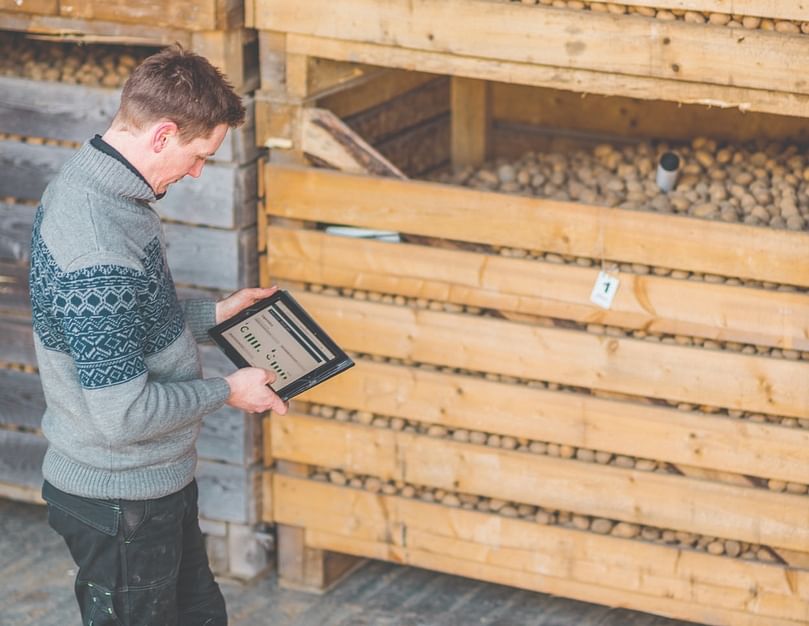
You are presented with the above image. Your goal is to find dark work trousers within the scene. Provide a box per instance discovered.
[43,479,227,626]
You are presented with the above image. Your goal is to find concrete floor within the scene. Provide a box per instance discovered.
[0,497,705,626]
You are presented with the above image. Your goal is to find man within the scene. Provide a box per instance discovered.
[29,45,285,625]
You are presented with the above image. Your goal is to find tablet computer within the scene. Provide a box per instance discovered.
[207,290,354,401]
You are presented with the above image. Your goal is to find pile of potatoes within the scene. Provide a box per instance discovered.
[306,462,782,563]
[0,33,153,88]
[434,138,809,232]
[507,0,809,34]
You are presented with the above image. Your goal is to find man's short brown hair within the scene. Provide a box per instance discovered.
[117,44,245,142]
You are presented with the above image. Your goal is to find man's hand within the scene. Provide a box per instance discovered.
[224,367,288,414]
[215,286,279,324]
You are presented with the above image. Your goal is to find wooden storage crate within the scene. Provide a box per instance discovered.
[259,165,809,624]
[254,0,809,620]
[0,27,268,579]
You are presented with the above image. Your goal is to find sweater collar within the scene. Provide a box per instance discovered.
[60,140,160,203]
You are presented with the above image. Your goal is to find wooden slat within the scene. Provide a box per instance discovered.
[0,369,44,431]
[0,0,56,15]
[0,78,254,165]
[491,83,809,145]
[0,77,118,143]
[164,224,257,290]
[0,202,35,265]
[0,315,37,368]
[305,529,805,626]
[0,10,192,46]
[294,291,809,418]
[0,430,46,491]
[299,359,809,485]
[272,415,809,552]
[267,226,809,350]
[59,0,219,31]
[157,160,258,229]
[196,460,260,525]
[451,77,489,167]
[589,0,809,22]
[285,33,809,119]
[0,141,257,228]
[275,475,809,625]
[344,76,449,145]
[198,344,259,465]
[255,0,809,96]
[264,165,809,288]
[318,70,440,120]
[0,141,73,202]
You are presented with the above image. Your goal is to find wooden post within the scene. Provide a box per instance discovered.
[275,460,365,592]
[450,76,490,168]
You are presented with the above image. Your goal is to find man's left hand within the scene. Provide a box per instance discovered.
[215,286,279,324]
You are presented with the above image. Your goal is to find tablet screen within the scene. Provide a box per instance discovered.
[221,299,336,385]
[208,290,354,401]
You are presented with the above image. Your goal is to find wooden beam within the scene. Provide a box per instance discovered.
[255,0,809,96]
[301,108,406,178]
[0,0,57,15]
[298,358,809,485]
[0,10,192,46]
[264,165,809,288]
[285,33,809,119]
[588,0,809,22]
[491,83,809,145]
[295,291,809,418]
[267,226,809,350]
[450,77,489,168]
[275,475,809,625]
[59,0,219,31]
[272,415,809,553]
[274,460,365,592]
[0,369,45,431]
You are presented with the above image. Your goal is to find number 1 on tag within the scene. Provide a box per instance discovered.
[590,271,620,309]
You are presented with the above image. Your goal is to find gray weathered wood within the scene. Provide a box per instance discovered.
[199,344,260,465]
[0,77,257,165]
[0,141,258,229]
[156,160,258,229]
[0,369,44,431]
[196,459,260,524]
[165,223,257,290]
[0,315,37,367]
[0,429,46,489]
[0,201,35,264]
[0,141,73,201]
[213,94,260,164]
[0,76,120,143]
[0,260,32,315]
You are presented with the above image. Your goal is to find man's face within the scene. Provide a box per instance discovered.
[154,123,228,195]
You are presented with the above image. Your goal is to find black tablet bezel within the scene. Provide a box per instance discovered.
[207,290,353,401]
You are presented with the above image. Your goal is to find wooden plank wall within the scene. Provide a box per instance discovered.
[260,163,809,625]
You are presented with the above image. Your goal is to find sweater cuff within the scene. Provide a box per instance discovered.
[203,377,231,413]
[182,299,217,342]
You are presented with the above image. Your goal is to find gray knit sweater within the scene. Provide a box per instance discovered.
[30,141,230,500]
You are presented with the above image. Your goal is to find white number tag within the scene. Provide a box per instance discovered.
[590,271,620,309]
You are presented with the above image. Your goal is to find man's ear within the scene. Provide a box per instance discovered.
[151,121,179,153]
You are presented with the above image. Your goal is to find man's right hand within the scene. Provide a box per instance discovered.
[224,367,288,414]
